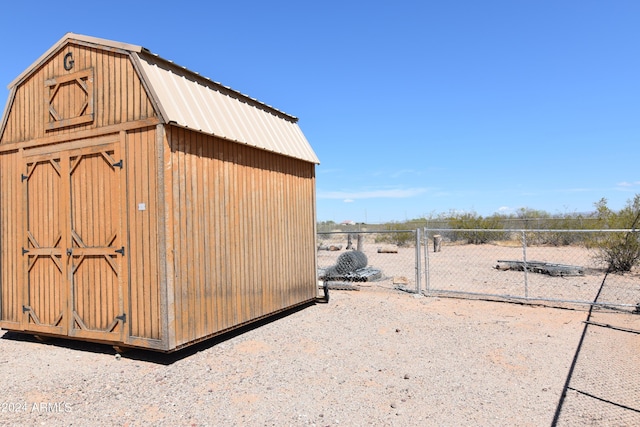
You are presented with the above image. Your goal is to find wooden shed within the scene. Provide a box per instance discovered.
[0,33,320,352]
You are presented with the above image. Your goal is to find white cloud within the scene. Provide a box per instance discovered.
[343,199,354,203]
[617,181,640,187]
[318,187,429,200]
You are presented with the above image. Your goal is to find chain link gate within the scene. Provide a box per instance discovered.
[421,228,640,310]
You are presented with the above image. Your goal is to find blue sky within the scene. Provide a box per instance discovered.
[1,1,638,223]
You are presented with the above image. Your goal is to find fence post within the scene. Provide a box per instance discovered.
[424,227,430,294]
[433,234,442,252]
[415,228,422,294]
[521,230,529,299]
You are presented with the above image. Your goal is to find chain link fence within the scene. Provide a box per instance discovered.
[422,229,640,310]
[317,229,640,310]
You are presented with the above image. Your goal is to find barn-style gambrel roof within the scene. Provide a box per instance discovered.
[2,33,319,164]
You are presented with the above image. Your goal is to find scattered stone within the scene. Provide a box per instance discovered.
[377,244,398,253]
[393,276,409,285]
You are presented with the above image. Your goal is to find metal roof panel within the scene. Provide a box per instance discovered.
[135,52,319,164]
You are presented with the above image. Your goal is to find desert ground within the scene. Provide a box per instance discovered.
[1,243,639,426]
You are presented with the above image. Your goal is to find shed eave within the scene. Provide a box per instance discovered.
[167,122,320,165]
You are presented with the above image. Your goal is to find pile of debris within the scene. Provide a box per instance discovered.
[319,251,382,288]
[495,260,585,277]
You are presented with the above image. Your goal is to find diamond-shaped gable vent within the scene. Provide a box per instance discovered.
[45,68,94,131]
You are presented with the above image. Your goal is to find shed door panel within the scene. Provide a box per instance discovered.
[69,146,125,341]
[23,157,66,335]
[21,138,126,343]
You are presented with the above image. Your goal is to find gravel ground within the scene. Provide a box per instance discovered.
[0,284,594,426]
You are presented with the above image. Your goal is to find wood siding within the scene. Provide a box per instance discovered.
[165,126,317,348]
[124,127,163,343]
[1,42,156,145]
[0,150,21,326]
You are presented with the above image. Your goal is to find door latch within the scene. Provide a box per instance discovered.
[66,248,73,256]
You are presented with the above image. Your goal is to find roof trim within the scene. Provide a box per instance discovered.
[7,32,143,89]
[0,87,15,142]
[129,52,170,125]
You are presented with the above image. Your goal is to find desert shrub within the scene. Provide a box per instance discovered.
[447,212,506,244]
[592,231,640,272]
[588,195,640,273]
[374,222,415,247]
[523,230,585,246]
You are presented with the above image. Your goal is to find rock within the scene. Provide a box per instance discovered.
[393,276,409,285]
[377,244,398,253]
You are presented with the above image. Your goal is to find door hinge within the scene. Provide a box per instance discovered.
[115,247,125,256]
[112,160,123,169]
[116,313,126,323]
[22,305,30,313]
[22,247,29,255]
[21,174,28,182]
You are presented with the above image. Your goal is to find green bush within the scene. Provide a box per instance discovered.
[447,211,506,244]
[589,195,640,273]
[374,222,415,247]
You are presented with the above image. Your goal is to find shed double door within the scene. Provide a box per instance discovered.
[21,137,127,342]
